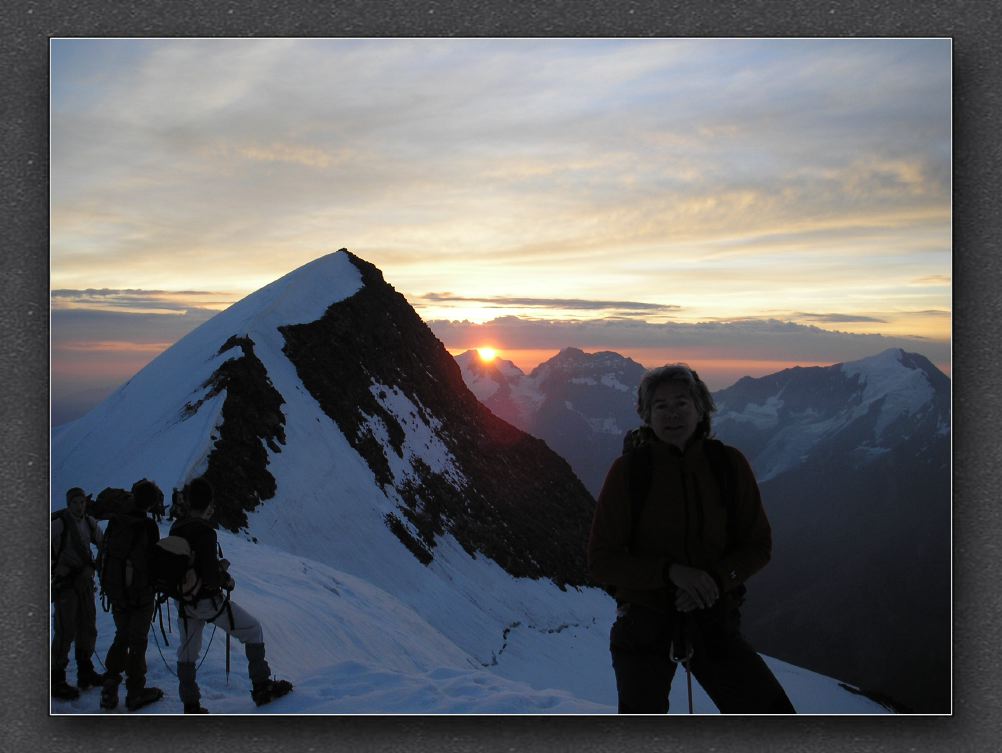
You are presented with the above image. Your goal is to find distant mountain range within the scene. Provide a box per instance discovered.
[456,345,951,712]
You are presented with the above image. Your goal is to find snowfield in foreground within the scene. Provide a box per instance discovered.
[51,525,889,715]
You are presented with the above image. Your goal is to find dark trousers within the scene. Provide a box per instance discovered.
[610,602,795,714]
[51,576,97,677]
[104,601,155,693]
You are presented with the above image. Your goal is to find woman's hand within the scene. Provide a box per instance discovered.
[674,589,701,613]
[668,564,719,609]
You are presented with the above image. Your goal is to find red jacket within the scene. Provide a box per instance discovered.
[587,437,772,612]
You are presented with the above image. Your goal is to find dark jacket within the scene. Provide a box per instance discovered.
[587,437,772,612]
[169,517,226,598]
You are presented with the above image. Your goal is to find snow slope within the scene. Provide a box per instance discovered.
[51,522,889,715]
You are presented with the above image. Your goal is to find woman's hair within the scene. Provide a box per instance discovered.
[635,363,716,439]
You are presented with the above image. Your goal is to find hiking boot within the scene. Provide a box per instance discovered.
[184,702,209,714]
[251,678,293,706]
[100,684,119,710]
[77,668,108,690]
[125,686,164,711]
[52,680,80,701]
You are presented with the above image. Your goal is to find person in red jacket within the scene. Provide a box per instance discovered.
[588,364,794,714]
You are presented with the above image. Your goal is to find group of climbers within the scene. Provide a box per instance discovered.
[51,477,292,713]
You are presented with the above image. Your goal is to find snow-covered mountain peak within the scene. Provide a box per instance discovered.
[840,347,944,438]
[713,348,949,482]
[211,249,362,332]
[529,347,639,380]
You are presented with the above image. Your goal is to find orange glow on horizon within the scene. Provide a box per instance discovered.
[477,347,498,362]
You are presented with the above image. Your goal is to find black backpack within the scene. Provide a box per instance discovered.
[98,514,153,609]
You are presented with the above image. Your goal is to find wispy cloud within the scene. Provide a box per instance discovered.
[51,289,234,314]
[50,38,951,293]
[790,313,888,324]
[51,307,218,347]
[910,275,951,286]
[419,293,680,313]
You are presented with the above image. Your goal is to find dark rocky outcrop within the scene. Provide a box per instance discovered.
[280,251,595,588]
[191,335,287,532]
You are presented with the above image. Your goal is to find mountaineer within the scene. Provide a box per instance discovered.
[51,487,105,700]
[169,476,293,713]
[97,479,165,711]
[588,364,795,714]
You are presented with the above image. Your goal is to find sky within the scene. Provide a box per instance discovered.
[50,38,951,423]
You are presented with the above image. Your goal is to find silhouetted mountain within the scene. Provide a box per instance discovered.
[455,347,646,495]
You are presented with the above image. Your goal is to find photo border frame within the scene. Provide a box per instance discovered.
[5,1,998,749]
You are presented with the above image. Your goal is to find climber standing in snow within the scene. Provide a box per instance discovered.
[588,364,795,713]
[51,486,106,700]
[170,476,293,713]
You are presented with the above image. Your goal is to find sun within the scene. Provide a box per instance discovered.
[477,347,498,363]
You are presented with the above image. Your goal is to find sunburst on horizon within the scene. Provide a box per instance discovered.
[477,347,498,363]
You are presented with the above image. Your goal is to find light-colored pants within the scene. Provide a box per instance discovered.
[175,594,264,664]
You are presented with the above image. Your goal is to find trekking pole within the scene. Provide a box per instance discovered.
[685,656,694,714]
[224,590,235,687]
[669,613,695,714]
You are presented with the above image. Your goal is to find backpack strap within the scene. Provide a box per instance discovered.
[702,439,739,542]
[625,444,653,553]
[52,512,70,564]
[702,439,749,603]
[64,509,95,569]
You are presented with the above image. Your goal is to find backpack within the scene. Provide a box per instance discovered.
[98,514,153,609]
[149,534,202,603]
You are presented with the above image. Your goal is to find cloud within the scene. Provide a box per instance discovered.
[51,289,233,314]
[790,313,887,324]
[419,293,680,313]
[50,38,951,284]
[51,307,218,347]
[910,275,951,286]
